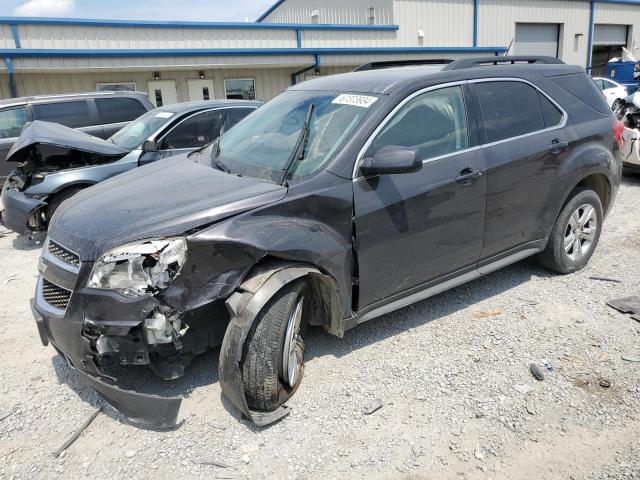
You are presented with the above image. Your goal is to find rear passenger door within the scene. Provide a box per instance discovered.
[472,79,567,260]
[31,100,102,137]
[95,97,149,138]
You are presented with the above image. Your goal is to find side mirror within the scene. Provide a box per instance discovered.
[142,139,158,152]
[360,145,422,176]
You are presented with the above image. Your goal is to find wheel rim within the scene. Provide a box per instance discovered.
[564,203,597,262]
[282,296,304,388]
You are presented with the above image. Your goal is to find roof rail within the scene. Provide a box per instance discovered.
[442,56,565,71]
[353,59,453,72]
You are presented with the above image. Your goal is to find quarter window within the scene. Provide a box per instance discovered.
[32,101,93,128]
[475,81,544,143]
[96,97,148,125]
[0,107,27,139]
[539,94,563,128]
[372,86,469,160]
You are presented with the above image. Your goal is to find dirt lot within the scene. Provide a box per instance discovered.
[1,177,639,480]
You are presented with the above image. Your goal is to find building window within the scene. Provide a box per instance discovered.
[224,79,256,100]
[96,82,137,92]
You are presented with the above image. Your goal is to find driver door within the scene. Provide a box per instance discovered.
[353,84,487,309]
[139,109,226,165]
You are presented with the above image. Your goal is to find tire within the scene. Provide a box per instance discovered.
[537,188,603,274]
[46,186,86,223]
[242,280,308,412]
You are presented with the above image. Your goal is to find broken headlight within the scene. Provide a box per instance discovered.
[87,238,187,297]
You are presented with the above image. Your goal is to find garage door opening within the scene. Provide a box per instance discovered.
[590,24,629,77]
[514,23,560,58]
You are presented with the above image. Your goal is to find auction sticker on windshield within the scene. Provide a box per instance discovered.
[155,112,174,118]
[332,94,378,108]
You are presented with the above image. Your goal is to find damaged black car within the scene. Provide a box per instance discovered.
[32,57,622,428]
[1,100,260,234]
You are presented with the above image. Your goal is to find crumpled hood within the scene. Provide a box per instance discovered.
[47,157,287,260]
[7,120,129,164]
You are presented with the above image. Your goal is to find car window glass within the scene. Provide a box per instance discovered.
[160,110,225,150]
[593,79,604,90]
[602,80,616,89]
[475,81,544,143]
[224,108,254,130]
[32,101,93,128]
[96,97,148,125]
[372,86,469,160]
[0,107,27,139]
[539,94,563,128]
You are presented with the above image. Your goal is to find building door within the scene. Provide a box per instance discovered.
[187,79,215,102]
[148,80,178,107]
[591,24,629,76]
[514,23,559,57]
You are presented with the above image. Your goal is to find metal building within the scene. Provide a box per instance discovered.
[0,0,639,102]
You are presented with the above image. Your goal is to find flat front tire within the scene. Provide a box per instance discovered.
[537,188,603,274]
[241,280,308,412]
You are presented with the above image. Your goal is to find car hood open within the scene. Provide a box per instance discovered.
[47,156,287,260]
[6,120,129,166]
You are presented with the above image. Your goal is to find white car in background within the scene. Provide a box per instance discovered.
[593,77,628,109]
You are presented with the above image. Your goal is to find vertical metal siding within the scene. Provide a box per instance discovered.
[393,0,474,46]
[595,3,640,57]
[261,0,394,24]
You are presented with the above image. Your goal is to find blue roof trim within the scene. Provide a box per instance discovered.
[595,0,640,4]
[256,0,287,22]
[0,46,509,59]
[0,16,398,31]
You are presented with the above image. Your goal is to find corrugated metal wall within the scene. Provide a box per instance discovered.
[595,2,640,58]
[261,0,394,24]
[477,0,590,66]
[393,0,474,46]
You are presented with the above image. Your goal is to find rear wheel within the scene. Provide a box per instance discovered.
[537,188,603,274]
[242,280,308,412]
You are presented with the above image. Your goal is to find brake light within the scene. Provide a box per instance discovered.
[614,119,625,150]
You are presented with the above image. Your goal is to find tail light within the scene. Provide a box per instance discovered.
[614,119,624,150]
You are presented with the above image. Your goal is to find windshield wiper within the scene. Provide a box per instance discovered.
[279,103,315,186]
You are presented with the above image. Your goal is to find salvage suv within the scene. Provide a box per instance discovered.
[31,56,622,427]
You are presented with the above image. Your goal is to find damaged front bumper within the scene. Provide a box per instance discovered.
[1,179,47,234]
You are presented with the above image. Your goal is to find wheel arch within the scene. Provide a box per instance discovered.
[50,180,97,196]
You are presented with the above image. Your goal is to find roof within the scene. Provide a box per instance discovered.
[153,99,262,114]
[0,90,148,107]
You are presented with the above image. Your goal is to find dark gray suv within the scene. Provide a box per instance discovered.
[31,57,622,428]
[0,91,153,183]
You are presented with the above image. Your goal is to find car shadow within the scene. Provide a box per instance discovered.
[50,256,550,429]
[11,231,46,251]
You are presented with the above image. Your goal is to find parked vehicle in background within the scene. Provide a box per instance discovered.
[593,77,628,109]
[0,91,153,184]
[31,56,621,428]
[1,100,260,234]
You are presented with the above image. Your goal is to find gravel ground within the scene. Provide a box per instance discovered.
[1,177,640,480]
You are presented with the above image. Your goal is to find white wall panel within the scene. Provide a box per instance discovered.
[595,3,640,56]
[261,0,394,24]
[393,0,474,46]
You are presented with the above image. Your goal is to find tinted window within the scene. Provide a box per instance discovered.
[549,73,611,114]
[96,97,148,125]
[32,101,93,128]
[372,86,469,160]
[160,110,225,150]
[0,107,27,139]
[539,94,563,128]
[476,81,544,143]
[593,79,605,90]
[223,107,254,132]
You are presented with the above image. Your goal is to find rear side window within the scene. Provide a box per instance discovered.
[549,73,611,114]
[475,81,544,143]
[539,94,563,128]
[160,109,226,150]
[96,97,148,125]
[32,101,93,128]
[0,107,27,139]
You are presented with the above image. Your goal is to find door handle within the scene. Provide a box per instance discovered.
[455,168,483,185]
[548,139,569,153]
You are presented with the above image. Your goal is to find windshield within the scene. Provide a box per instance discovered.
[109,109,176,150]
[200,90,376,183]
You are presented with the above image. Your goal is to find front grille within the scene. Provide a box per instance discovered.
[48,240,80,267]
[42,279,72,310]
